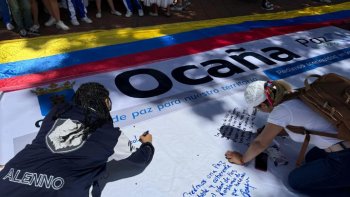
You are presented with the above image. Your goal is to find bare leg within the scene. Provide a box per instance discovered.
[154,4,158,15]
[166,5,170,16]
[30,0,39,26]
[107,0,117,12]
[96,0,101,13]
[42,0,61,21]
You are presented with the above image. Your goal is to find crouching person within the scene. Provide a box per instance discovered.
[0,82,154,197]
[225,80,350,196]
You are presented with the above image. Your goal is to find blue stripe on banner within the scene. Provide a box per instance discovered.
[264,47,350,80]
[1,10,350,79]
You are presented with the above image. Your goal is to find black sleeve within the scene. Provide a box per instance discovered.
[126,142,155,166]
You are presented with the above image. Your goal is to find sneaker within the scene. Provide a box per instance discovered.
[125,11,132,17]
[170,5,183,11]
[28,29,40,36]
[71,18,80,26]
[19,29,27,37]
[81,17,93,23]
[138,9,144,17]
[6,23,14,31]
[56,21,70,30]
[261,0,274,11]
[96,12,102,18]
[28,25,40,36]
[111,10,122,16]
[184,0,191,7]
[31,24,40,31]
[149,12,158,17]
[45,17,56,27]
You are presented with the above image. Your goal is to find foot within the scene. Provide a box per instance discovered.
[6,23,14,31]
[56,21,70,31]
[125,11,132,17]
[138,9,144,17]
[261,0,274,11]
[45,17,56,27]
[184,0,191,7]
[111,10,122,16]
[149,12,158,17]
[28,25,40,36]
[96,12,102,18]
[31,24,40,31]
[19,29,27,37]
[170,5,183,11]
[81,17,93,24]
[71,18,80,26]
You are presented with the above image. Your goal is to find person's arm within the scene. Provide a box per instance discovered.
[225,123,283,165]
[108,131,154,165]
[126,133,154,165]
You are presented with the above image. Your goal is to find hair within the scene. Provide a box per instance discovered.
[73,82,111,121]
[55,82,112,143]
[267,80,292,106]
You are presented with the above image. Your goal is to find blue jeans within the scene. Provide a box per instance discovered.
[7,0,33,30]
[0,0,11,25]
[288,147,350,197]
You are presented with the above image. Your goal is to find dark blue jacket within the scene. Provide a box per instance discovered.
[0,104,154,197]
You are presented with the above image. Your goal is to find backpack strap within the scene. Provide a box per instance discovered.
[296,132,310,167]
[286,125,338,166]
[286,125,338,138]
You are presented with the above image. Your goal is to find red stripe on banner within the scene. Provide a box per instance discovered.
[1,19,349,92]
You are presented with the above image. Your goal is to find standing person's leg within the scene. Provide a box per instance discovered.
[107,0,121,15]
[7,0,26,34]
[95,0,102,17]
[74,0,92,23]
[153,3,158,16]
[30,0,40,29]
[42,0,69,30]
[288,149,350,196]
[134,0,144,16]
[66,0,79,25]
[19,0,33,30]
[0,0,14,30]
[122,0,133,17]
[165,4,170,17]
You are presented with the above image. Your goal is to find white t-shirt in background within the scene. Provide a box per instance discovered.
[268,99,341,149]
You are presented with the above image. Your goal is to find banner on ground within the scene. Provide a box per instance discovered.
[1,26,350,197]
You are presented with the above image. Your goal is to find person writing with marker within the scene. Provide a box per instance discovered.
[0,82,154,197]
[225,80,350,196]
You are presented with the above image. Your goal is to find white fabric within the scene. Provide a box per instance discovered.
[108,132,136,162]
[268,99,341,149]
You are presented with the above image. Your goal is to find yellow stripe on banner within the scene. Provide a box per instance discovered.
[1,2,350,64]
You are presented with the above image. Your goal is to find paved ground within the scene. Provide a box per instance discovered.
[0,0,349,41]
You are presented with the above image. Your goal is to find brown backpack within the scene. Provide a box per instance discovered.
[282,73,350,166]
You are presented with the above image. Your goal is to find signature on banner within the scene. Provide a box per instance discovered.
[214,108,257,146]
[182,160,256,197]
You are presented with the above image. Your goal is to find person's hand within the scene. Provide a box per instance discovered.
[139,132,152,143]
[225,151,244,165]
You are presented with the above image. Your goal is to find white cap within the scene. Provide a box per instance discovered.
[244,81,266,114]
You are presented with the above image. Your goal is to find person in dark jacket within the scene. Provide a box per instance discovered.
[0,82,154,197]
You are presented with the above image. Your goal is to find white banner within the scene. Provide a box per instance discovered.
[1,26,350,196]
